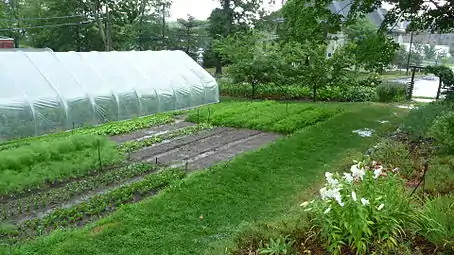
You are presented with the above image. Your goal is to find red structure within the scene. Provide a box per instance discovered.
[0,36,15,48]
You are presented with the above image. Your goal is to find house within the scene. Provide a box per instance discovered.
[0,36,15,48]
[326,0,406,57]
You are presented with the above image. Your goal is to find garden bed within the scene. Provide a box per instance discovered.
[0,110,285,245]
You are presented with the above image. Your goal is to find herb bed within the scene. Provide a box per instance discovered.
[0,163,158,223]
[3,168,186,243]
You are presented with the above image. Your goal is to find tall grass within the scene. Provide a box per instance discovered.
[417,195,454,250]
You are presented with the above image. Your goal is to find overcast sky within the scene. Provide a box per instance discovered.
[169,0,283,21]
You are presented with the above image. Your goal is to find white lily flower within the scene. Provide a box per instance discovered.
[351,191,357,202]
[325,172,341,187]
[377,204,385,210]
[300,201,310,207]
[343,172,354,183]
[325,172,333,179]
[320,187,328,200]
[351,164,366,180]
[324,207,331,214]
[361,198,370,206]
[373,166,383,179]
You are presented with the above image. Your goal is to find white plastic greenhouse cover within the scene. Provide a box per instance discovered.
[0,50,219,141]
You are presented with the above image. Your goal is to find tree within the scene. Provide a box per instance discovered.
[215,30,356,101]
[423,44,437,61]
[286,0,454,32]
[172,15,206,60]
[392,45,423,68]
[344,18,399,72]
[281,0,343,44]
[207,0,266,75]
[214,31,284,97]
[0,0,171,51]
[425,65,454,100]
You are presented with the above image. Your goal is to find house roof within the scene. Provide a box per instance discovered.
[328,0,386,27]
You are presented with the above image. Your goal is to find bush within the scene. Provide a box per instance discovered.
[430,110,454,154]
[416,195,454,251]
[219,82,377,102]
[302,159,414,254]
[376,81,406,102]
[402,102,449,141]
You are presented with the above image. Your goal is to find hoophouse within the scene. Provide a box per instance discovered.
[0,50,219,141]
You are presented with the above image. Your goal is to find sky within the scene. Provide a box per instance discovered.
[169,0,283,21]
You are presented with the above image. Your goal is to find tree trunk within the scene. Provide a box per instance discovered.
[252,83,256,99]
[436,78,443,100]
[214,56,222,76]
[312,86,317,102]
[91,1,108,50]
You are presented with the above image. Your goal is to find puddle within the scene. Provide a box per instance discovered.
[353,128,374,137]
[396,105,417,109]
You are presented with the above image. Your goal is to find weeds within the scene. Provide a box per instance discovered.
[416,195,454,252]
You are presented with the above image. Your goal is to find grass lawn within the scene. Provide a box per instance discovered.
[9,102,408,255]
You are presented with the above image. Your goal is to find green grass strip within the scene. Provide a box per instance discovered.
[10,104,407,255]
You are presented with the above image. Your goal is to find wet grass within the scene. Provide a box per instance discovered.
[10,103,408,255]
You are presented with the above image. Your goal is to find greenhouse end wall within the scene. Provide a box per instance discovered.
[0,50,219,141]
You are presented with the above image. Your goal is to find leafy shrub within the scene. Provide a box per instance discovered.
[416,195,454,251]
[220,82,377,102]
[302,159,414,254]
[376,81,406,102]
[430,111,454,154]
[402,102,449,141]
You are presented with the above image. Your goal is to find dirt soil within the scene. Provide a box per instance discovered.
[130,127,281,170]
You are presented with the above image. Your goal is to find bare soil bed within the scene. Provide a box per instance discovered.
[132,127,280,170]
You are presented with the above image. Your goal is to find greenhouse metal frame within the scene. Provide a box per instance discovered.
[0,50,219,141]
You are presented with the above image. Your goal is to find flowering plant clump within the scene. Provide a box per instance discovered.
[301,159,414,254]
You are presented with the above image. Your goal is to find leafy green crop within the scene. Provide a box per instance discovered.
[1,163,156,221]
[0,135,123,196]
[8,168,186,241]
[187,101,342,134]
[0,113,174,151]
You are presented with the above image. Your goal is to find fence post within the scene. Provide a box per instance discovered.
[406,66,416,101]
[97,140,103,171]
